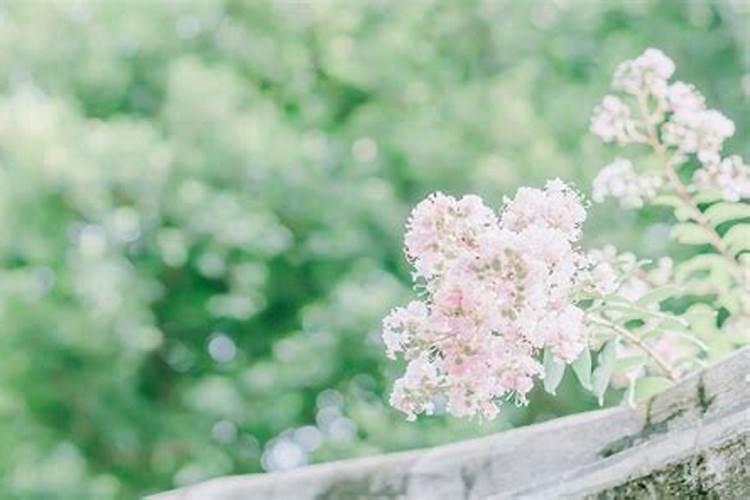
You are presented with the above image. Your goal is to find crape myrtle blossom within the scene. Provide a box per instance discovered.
[585,245,674,302]
[590,96,641,145]
[666,81,705,113]
[585,48,748,391]
[383,180,590,420]
[591,48,744,204]
[662,109,735,163]
[592,157,663,208]
[383,49,739,423]
[590,49,691,145]
[612,48,675,98]
[500,178,587,239]
[693,155,750,202]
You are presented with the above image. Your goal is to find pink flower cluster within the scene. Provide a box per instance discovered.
[590,49,675,146]
[591,48,749,205]
[383,180,589,420]
[592,158,663,208]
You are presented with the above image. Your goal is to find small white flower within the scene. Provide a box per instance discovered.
[613,48,675,97]
[663,109,735,158]
[592,158,663,208]
[667,81,705,113]
[693,155,750,202]
[591,95,641,144]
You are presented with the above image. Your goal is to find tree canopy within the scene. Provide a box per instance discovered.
[0,1,747,497]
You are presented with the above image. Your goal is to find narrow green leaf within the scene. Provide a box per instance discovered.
[651,194,692,220]
[711,264,735,292]
[670,331,708,351]
[601,294,632,305]
[674,254,728,284]
[571,348,592,390]
[693,192,723,205]
[656,316,689,332]
[636,286,683,306]
[624,374,638,408]
[716,292,741,315]
[601,304,649,323]
[634,376,673,402]
[651,194,684,208]
[543,348,565,395]
[683,304,719,337]
[592,338,619,405]
[704,202,750,226]
[723,223,750,254]
[670,222,714,245]
[639,329,662,340]
[614,354,646,373]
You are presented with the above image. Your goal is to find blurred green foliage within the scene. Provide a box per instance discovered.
[0,0,747,497]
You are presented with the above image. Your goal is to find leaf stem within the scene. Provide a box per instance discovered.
[635,94,744,282]
[589,315,679,381]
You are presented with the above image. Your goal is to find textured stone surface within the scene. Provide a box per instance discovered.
[150,348,750,499]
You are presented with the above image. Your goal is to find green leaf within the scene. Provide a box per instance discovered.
[614,354,646,373]
[638,329,662,340]
[634,376,673,402]
[636,286,683,306]
[726,325,750,345]
[601,293,632,305]
[722,223,750,254]
[674,254,728,284]
[670,331,708,351]
[595,304,647,323]
[592,338,619,405]
[651,194,692,221]
[543,348,565,395]
[683,304,719,337]
[693,191,724,205]
[656,316,689,332]
[651,194,684,208]
[670,222,714,245]
[704,202,750,226]
[571,348,592,390]
[716,292,741,315]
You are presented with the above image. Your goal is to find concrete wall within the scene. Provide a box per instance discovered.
[150,347,750,499]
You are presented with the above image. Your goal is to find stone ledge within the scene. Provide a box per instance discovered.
[150,347,750,499]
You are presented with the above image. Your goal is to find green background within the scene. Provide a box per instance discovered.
[0,0,747,497]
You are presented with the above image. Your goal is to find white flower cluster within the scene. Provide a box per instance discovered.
[591,48,747,204]
[612,48,675,98]
[591,49,677,145]
[590,96,640,145]
[592,157,663,208]
[693,155,750,202]
[586,245,673,301]
[383,180,589,420]
[665,81,705,113]
[662,109,735,164]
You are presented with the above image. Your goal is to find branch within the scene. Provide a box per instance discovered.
[635,95,745,283]
[589,315,679,381]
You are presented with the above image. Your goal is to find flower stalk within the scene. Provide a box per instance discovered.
[588,315,678,382]
[635,94,744,283]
